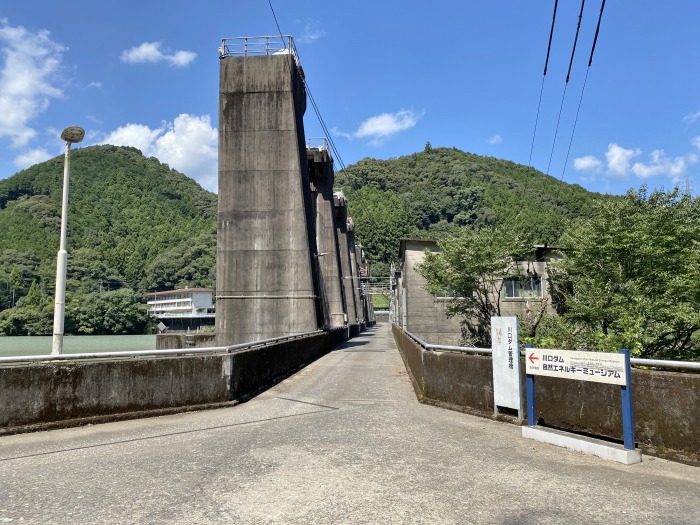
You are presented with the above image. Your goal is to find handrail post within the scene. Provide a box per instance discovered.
[525,343,536,426]
[619,348,636,450]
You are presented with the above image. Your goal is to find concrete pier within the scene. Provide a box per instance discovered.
[347,218,364,325]
[334,192,358,327]
[217,52,318,344]
[308,147,347,329]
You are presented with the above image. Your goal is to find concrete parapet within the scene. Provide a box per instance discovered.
[0,331,349,435]
[392,324,700,465]
[156,333,216,350]
[0,355,232,432]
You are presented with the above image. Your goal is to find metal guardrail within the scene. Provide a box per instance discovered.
[629,357,700,371]
[401,327,700,371]
[219,35,298,59]
[306,137,328,150]
[0,331,323,366]
[404,329,491,355]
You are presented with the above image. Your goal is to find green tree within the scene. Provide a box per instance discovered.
[0,280,53,335]
[416,226,544,346]
[346,186,414,265]
[68,289,153,335]
[548,188,700,360]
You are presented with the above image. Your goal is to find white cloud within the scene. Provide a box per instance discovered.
[605,143,641,178]
[487,134,502,145]
[683,110,700,124]
[631,149,697,181]
[576,140,699,183]
[120,42,196,67]
[0,19,64,148]
[87,81,102,89]
[336,109,422,146]
[573,155,603,173]
[102,114,218,192]
[296,19,326,44]
[13,147,53,168]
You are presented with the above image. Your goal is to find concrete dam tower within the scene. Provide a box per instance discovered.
[216,37,319,344]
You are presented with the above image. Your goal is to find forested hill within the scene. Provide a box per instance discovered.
[0,143,605,334]
[336,145,607,269]
[0,145,217,332]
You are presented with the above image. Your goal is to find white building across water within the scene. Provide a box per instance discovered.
[146,287,215,331]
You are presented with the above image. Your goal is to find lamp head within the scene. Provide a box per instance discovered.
[60,126,85,144]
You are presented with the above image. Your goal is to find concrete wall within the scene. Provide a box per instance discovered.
[1,330,347,435]
[0,356,232,432]
[216,53,318,344]
[400,239,463,345]
[156,333,216,350]
[392,324,700,465]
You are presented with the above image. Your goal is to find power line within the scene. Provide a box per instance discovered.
[529,0,559,167]
[268,0,284,40]
[546,0,586,176]
[561,0,606,181]
[560,68,590,180]
[265,1,382,246]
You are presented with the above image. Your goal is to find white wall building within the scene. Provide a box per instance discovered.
[147,288,214,320]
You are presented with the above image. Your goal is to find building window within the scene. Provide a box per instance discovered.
[435,287,460,300]
[504,276,542,299]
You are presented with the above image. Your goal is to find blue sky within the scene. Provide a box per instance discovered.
[1,1,699,196]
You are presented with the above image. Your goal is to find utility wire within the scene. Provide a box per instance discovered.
[565,0,586,83]
[529,0,559,167]
[587,0,606,68]
[267,0,346,172]
[546,83,568,176]
[560,68,589,180]
[560,0,606,181]
[265,0,381,246]
[268,0,284,39]
[546,0,586,175]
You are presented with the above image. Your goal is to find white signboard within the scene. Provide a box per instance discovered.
[491,317,522,412]
[525,348,627,386]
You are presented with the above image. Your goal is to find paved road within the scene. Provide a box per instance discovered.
[1,324,699,524]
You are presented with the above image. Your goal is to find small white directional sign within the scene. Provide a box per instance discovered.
[525,348,627,386]
[491,317,522,412]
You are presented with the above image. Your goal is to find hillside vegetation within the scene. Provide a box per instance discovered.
[0,144,606,335]
[337,145,605,274]
[0,145,217,334]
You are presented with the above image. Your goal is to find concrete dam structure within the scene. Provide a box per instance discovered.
[216,36,373,345]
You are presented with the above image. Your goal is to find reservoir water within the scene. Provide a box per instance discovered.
[0,335,157,358]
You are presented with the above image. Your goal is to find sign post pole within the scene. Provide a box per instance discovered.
[525,343,536,427]
[619,349,635,450]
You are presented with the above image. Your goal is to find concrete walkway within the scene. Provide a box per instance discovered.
[1,324,698,524]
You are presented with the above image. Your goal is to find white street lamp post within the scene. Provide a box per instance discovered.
[51,126,85,356]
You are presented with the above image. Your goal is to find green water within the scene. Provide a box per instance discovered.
[0,335,157,358]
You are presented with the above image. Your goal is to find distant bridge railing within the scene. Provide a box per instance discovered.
[0,331,322,367]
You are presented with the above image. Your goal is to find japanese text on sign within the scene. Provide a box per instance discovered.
[491,317,522,411]
[525,348,627,386]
